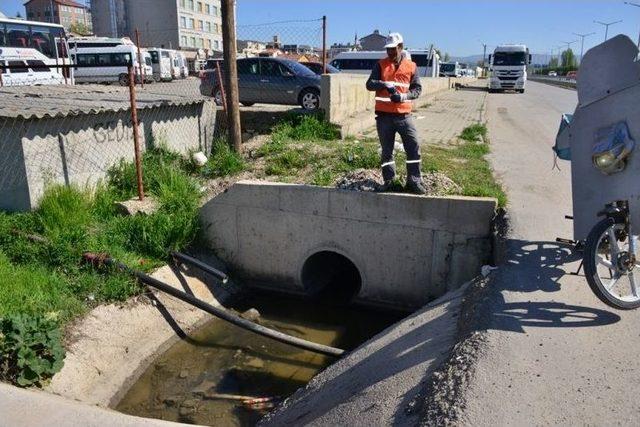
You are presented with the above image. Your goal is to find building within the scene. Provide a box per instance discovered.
[359,29,387,51]
[91,0,222,54]
[237,40,267,57]
[24,0,93,33]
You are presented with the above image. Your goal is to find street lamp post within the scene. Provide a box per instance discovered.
[624,1,640,48]
[572,32,596,64]
[594,20,623,41]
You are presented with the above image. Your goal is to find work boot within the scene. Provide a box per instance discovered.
[406,180,427,195]
[380,179,402,193]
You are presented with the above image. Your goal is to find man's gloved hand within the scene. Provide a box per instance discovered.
[384,82,397,95]
[391,92,408,103]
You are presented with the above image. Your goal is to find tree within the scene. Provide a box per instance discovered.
[69,22,92,36]
[549,57,559,69]
[444,52,450,62]
[561,48,576,69]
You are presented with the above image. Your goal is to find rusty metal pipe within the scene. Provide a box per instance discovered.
[83,252,345,358]
[170,251,228,284]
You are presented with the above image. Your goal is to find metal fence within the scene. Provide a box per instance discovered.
[0,17,327,211]
[0,61,218,211]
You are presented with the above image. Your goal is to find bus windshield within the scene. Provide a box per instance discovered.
[0,19,67,60]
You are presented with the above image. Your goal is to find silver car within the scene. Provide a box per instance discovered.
[200,57,322,110]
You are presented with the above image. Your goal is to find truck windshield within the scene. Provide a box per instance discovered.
[441,63,455,72]
[493,52,527,66]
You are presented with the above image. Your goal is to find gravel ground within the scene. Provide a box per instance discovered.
[336,169,462,196]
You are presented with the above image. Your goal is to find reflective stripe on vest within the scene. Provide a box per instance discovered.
[375,57,416,114]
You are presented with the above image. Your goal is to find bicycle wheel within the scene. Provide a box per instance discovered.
[584,218,640,309]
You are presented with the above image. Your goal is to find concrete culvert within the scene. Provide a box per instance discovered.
[302,251,362,304]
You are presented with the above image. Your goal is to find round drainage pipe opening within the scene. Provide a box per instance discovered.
[301,251,362,304]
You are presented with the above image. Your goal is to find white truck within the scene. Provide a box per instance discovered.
[488,44,531,93]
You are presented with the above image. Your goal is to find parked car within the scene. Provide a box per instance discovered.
[548,71,558,77]
[566,70,578,80]
[200,57,322,110]
[300,62,340,75]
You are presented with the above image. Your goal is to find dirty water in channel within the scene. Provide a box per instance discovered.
[116,291,406,426]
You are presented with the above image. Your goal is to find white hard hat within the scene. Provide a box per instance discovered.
[384,32,403,48]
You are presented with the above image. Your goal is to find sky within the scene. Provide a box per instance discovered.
[2,0,639,57]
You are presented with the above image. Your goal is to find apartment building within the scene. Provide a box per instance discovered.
[25,0,93,33]
[91,0,222,53]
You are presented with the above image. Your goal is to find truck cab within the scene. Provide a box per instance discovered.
[489,44,531,93]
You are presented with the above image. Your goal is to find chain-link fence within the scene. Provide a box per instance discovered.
[206,18,327,111]
[0,17,327,211]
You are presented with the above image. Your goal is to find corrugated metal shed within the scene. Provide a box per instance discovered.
[0,84,208,120]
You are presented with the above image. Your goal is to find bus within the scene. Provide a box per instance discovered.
[0,17,70,83]
[67,36,134,50]
[330,49,441,77]
[71,45,143,86]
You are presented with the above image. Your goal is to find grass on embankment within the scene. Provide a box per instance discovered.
[0,146,223,386]
[252,115,505,206]
[421,123,506,207]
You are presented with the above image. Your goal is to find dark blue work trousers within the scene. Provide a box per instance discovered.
[375,113,422,184]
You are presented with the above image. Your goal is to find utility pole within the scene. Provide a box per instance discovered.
[221,0,242,152]
[572,32,595,65]
[594,19,623,41]
[624,1,640,48]
[481,42,488,67]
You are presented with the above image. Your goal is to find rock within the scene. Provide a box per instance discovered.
[179,405,196,417]
[336,169,383,192]
[244,357,265,369]
[163,396,180,407]
[115,196,159,216]
[191,379,217,396]
[179,369,189,379]
[192,151,208,167]
[240,308,261,322]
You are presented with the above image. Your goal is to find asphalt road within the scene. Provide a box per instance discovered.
[460,81,640,425]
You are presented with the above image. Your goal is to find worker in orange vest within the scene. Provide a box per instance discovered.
[366,32,426,194]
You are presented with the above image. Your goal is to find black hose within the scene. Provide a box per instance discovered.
[171,251,229,284]
[85,253,345,358]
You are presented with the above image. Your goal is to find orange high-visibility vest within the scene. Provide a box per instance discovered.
[375,57,417,114]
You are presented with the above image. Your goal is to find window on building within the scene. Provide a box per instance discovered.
[180,0,185,7]
[198,38,204,48]
[180,16,186,28]
[188,18,194,29]
[214,40,219,50]
[190,37,196,47]
[181,36,187,46]
[205,4,210,14]
[187,0,194,10]
[198,20,204,30]
[212,6,218,16]
[214,23,219,34]
[205,22,211,32]
[197,2,203,12]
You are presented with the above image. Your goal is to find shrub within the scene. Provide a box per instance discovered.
[0,314,65,387]
[460,123,488,143]
[201,140,246,178]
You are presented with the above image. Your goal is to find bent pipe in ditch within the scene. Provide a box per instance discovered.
[83,253,345,358]
[171,251,229,284]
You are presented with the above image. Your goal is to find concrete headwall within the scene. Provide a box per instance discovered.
[0,101,216,211]
[200,181,496,311]
[320,73,477,136]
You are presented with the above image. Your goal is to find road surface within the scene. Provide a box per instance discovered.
[460,81,640,425]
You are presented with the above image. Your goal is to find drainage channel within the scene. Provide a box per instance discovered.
[115,290,406,426]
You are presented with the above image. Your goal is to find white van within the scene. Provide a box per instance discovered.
[71,45,142,85]
[147,48,173,82]
[0,47,65,86]
[140,50,154,83]
[168,50,188,79]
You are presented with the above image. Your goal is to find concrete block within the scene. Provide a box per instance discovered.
[200,182,496,310]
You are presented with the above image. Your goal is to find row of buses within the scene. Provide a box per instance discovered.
[0,17,189,87]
